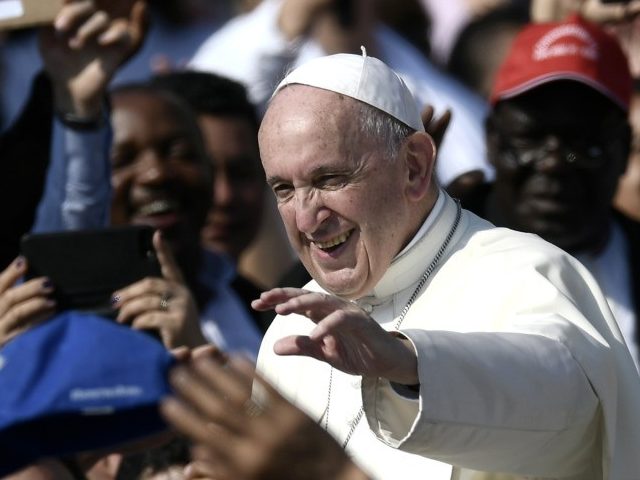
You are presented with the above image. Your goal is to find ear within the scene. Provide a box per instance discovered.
[403,132,436,202]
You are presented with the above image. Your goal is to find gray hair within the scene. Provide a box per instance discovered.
[356,102,416,161]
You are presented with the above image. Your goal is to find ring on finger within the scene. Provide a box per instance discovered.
[159,292,172,311]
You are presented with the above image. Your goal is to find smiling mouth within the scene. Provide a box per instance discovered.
[313,230,353,252]
[135,199,180,217]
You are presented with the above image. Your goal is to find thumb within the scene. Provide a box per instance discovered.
[153,230,185,283]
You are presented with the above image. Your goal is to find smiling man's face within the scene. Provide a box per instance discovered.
[259,86,416,299]
[110,90,212,253]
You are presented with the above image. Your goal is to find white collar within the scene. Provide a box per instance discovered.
[367,190,461,300]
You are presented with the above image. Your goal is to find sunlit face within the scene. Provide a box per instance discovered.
[258,86,415,299]
[110,91,212,253]
[198,115,264,261]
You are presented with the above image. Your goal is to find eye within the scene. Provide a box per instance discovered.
[507,135,539,151]
[272,183,294,202]
[316,174,347,189]
[164,139,197,161]
[111,147,136,169]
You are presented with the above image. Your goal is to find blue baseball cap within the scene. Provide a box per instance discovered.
[0,311,175,476]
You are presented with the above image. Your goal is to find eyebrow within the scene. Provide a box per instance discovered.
[266,164,350,186]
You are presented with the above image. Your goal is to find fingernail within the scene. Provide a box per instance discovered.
[15,256,25,269]
[111,295,120,304]
[42,279,53,289]
[45,299,56,308]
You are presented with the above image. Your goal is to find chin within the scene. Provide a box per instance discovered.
[315,273,369,300]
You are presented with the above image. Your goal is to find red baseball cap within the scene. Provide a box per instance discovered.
[490,14,632,111]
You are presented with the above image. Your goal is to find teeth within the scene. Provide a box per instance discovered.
[315,231,351,250]
[137,200,178,217]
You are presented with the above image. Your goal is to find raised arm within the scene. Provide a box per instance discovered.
[33,0,147,232]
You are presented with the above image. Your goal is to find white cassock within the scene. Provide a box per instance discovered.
[257,191,640,480]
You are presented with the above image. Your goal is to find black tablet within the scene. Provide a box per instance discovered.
[21,226,161,317]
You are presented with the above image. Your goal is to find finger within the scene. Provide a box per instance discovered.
[153,230,185,283]
[0,297,56,344]
[69,10,111,49]
[420,105,434,130]
[116,294,163,323]
[193,357,251,407]
[251,287,309,311]
[191,344,228,365]
[161,398,233,452]
[0,277,54,313]
[112,277,168,305]
[127,0,149,51]
[172,346,192,362]
[308,308,362,341]
[273,291,340,320]
[0,257,27,295]
[432,109,452,142]
[97,20,131,46]
[168,366,246,433]
[54,0,96,34]
[273,334,322,358]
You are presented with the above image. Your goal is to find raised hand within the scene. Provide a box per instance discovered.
[252,288,418,385]
[421,105,451,152]
[162,356,369,480]
[0,258,56,347]
[112,231,206,349]
[39,0,148,119]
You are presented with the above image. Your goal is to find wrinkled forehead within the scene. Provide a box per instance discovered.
[111,89,193,124]
[260,85,363,139]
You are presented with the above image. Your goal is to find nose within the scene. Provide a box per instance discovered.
[293,188,330,235]
[136,149,171,184]
[214,172,233,206]
[534,135,567,172]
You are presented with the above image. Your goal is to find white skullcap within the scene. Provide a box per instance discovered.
[273,47,425,132]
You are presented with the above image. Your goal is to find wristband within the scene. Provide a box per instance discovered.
[56,110,105,131]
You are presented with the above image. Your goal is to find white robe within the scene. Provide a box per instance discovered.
[257,192,640,479]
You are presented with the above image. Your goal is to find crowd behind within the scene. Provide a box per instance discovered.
[1,0,640,478]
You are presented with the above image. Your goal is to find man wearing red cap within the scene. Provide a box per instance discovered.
[462,14,640,372]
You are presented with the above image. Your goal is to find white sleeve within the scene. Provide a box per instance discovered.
[362,327,600,477]
[189,0,301,113]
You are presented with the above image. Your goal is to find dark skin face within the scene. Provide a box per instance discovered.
[198,114,265,262]
[487,82,630,253]
[110,90,212,282]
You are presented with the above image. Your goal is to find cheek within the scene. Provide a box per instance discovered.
[277,203,302,244]
[110,171,133,224]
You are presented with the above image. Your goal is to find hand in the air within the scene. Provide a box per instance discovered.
[253,288,418,385]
